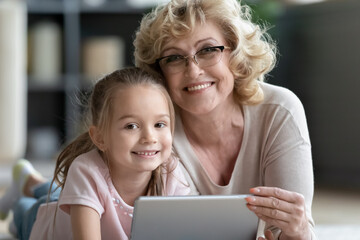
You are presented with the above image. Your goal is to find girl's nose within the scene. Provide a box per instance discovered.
[140,128,157,144]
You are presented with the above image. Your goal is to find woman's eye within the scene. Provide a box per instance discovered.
[164,55,183,64]
[125,123,138,130]
[155,122,167,128]
[198,47,218,55]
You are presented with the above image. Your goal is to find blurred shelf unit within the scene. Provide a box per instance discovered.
[26,0,147,160]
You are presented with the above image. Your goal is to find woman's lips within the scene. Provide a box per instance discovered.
[185,82,213,92]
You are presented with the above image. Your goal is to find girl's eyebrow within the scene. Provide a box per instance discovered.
[117,114,170,121]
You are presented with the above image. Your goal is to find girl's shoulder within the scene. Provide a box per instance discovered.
[72,149,107,169]
[68,149,109,183]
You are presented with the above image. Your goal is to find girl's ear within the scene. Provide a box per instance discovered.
[89,126,106,152]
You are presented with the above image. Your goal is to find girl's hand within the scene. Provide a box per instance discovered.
[246,187,311,240]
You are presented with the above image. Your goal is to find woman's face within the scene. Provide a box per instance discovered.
[160,20,235,116]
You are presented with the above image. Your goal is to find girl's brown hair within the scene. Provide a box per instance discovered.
[51,67,176,196]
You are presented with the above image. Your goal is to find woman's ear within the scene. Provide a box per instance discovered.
[89,126,106,152]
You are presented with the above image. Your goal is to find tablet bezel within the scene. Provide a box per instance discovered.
[130,194,259,240]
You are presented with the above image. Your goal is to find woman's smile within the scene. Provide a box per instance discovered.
[185,82,213,92]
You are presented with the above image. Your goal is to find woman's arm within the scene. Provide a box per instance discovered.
[246,87,316,240]
[70,204,101,240]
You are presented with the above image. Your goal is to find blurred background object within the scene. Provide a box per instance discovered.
[28,21,62,86]
[25,0,146,160]
[126,0,170,9]
[82,36,125,83]
[247,0,360,190]
[272,0,360,190]
[0,0,27,165]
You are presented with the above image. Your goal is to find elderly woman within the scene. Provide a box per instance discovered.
[134,0,316,239]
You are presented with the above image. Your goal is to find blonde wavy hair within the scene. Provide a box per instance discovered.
[134,0,277,105]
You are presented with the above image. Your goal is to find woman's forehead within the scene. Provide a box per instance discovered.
[161,20,225,52]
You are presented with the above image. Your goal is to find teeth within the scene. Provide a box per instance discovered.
[136,151,157,156]
[187,83,211,92]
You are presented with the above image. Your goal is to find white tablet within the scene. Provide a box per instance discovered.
[130,195,259,240]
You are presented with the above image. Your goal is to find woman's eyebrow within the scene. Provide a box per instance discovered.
[161,38,219,54]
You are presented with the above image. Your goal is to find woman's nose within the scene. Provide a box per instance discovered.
[184,58,202,78]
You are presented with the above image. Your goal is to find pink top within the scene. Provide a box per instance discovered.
[30,149,190,240]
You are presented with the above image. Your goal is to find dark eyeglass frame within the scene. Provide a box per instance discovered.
[155,45,230,67]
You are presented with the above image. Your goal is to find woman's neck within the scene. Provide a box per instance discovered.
[179,101,244,146]
[179,100,244,186]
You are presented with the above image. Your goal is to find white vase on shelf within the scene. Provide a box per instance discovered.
[82,36,125,83]
[29,21,62,86]
[0,0,27,164]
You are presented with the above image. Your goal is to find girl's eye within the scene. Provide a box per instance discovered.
[155,122,167,128]
[125,123,138,130]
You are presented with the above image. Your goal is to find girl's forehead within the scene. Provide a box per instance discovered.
[112,86,170,117]
[114,84,167,104]
[115,84,160,94]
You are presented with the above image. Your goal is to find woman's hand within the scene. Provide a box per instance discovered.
[246,187,311,240]
[258,230,275,240]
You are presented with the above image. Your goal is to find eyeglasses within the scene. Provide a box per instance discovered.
[156,46,231,74]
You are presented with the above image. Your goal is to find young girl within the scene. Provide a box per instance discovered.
[0,67,190,240]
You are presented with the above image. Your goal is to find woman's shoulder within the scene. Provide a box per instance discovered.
[258,81,305,114]
[254,82,310,142]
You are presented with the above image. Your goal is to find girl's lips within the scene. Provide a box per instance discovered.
[133,151,159,156]
[184,82,213,92]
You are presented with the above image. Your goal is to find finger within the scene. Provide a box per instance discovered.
[250,187,304,204]
[246,202,291,223]
[246,195,299,216]
[257,230,275,240]
[254,212,290,231]
[264,230,275,240]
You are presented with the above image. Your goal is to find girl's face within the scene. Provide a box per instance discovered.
[159,20,235,116]
[104,85,173,175]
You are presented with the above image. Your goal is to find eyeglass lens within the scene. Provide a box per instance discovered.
[158,46,226,74]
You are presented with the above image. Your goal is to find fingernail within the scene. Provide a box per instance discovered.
[250,188,260,193]
[245,197,256,203]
